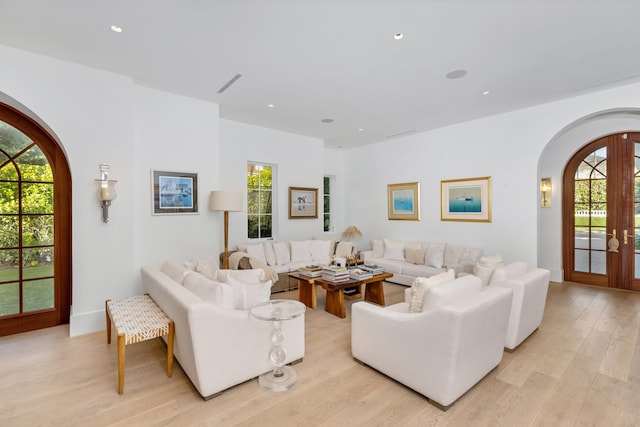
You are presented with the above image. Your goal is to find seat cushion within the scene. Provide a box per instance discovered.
[422,274,482,311]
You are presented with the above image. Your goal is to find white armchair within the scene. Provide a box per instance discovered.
[489,261,550,351]
[352,275,513,409]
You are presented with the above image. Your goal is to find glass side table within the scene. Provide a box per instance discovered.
[250,299,305,392]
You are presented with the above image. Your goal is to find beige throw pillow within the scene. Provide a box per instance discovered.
[474,255,504,286]
[407,269,456,312]
[405,247,426,265]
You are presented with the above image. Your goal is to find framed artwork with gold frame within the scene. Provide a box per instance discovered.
[387,182,420,220]
[440,176,491,222]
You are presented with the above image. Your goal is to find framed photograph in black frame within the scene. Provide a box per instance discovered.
[151,170,198,215]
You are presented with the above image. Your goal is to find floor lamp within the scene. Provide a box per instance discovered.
[209,191,243,269]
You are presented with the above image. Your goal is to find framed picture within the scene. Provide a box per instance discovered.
[151,170,198,215]
[289,187,318,219]
[387,182,420,220]
[441,176,491,222]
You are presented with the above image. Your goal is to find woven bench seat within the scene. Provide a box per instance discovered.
[105,294,175,394]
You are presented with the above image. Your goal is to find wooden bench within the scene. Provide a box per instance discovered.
[105,294,174,394]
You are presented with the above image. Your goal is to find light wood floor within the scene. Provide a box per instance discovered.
[1,281,640,426]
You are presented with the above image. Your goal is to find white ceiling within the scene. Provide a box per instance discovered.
[1,0,640,148]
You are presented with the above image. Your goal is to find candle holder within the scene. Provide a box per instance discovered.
[95,164,117,223]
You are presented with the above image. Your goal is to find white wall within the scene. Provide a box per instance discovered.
[0,45,221,335]
[219,119,343,248]
[346,83,640,280]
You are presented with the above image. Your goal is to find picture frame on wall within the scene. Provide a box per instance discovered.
[387,182,420,220]
[441,176,491,222]
[289,186,318,219]
[151,170,198,215]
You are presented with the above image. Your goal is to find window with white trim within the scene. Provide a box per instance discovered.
[247,162,274,239]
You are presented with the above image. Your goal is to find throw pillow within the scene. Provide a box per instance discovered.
[273,242,290,265]
[215,268,265,284]
[237,256,253,270]
[335,241,354,258]
[183,273,234,309]
[372,239,384,258]
[263,241,277,266]
[474,255,504,286]
[310,239,332,261]
[407,269,456,312]
[160,261,189,284]
[195,257,218,280]
[246,243,267,264]
[425,243,445,268]
[405,247,426,265]
[383,238,405,260]
[290,240,312,262]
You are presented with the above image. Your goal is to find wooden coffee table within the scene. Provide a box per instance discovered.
[289,271,393,318]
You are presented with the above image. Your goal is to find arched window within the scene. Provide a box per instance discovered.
[0,103,71,336]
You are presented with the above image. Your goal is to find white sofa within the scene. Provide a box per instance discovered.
[361,238,483,286]
[488,261,551,351]
[140,263,305,399]
[232,239,351,292]
[352,275,513,409]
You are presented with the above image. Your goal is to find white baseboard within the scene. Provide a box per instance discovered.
[70,308,106,337]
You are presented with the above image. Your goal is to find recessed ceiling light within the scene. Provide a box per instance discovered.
[482,90,491,95]
[357,128,364,132]
[321,118,334,123]
[110,25,122,33]
[267,104,274,108]
[393,33,404,40]
[446,69,467,79]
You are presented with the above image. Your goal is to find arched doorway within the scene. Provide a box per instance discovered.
[0,102,71,336]
[562,132,640,291]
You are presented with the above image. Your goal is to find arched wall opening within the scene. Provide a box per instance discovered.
[538,109,640,282]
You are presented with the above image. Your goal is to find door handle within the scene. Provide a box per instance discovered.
[624,229,635,245]
[607,229,619,252]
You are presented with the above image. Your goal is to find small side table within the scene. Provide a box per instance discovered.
[250,299,305,392]
[105,294,174,394]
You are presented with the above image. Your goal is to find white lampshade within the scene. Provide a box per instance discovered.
[209,191,243,212]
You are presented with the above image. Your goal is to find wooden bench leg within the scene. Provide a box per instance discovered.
[105,299,112,344]
[167,321,174,378]
[117,333,125,394]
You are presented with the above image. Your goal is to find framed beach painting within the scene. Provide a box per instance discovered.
[289,186,318,219]
[151,170,198,215]
[441,176,491,222]
[387,182,420,220]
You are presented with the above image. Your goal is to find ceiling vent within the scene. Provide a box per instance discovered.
[217,74,243,94]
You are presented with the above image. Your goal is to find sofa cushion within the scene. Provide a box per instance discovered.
[383,239,405,260]
[422,274,482,311]
[160,261,190,284]
[263,241,277,266]
[425,242,445,268]
[310,239,333,261]
[290,240,312,262]
[443,244,465,267]
[408,269,456,312]
[273,241,290,265]
[401,263,446,278]
[405,247,426,265]
[195,257,219,280]
[372,239,384,258]
[225,275,272,309]
[246,243,267,265]
[183,272,234,309]
[489,261,528,285]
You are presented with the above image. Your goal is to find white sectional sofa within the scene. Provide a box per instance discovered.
[140,262,305,399]
[232,239,351,292]
[361,238,483,286]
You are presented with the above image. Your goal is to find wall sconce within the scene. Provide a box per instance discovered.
[96,164,117,223]
[540,177,551,208]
